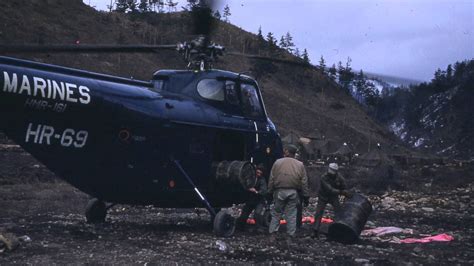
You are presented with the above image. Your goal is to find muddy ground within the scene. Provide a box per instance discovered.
[1,146,473,264]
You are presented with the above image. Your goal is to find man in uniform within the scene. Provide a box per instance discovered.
[236,164,268,229]
[313,163,351,238]
[268,145,310,238]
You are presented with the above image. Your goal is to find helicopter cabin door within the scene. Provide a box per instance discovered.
[238,82,269,164]
[213,80,268,163]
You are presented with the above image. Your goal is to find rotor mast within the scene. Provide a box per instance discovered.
[177,36,225,71]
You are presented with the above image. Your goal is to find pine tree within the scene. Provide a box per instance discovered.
[257,26,264,40]
[128,0,137,12]
[338,57,354,93]
[213,10,221,19]
[318,55,326,72]
[355,70,366,98]
[138,0,149,12]
[115,0,139,12]
[182,0,199,11]
[257,26,265,51]
[345,57,352,73]
[345,57,354,81]
[337,61,344,77]
[432,68,444,83]
[166,0,177,12]
[266,32,276,46]
[284,32,295,53]
[115,0,128,12]
[294,48,301,58]
[266,32,278,56]
[446,64,453,82]
[302,49,310,64]
[223,4,231,22]
[279,36,287,49]
[364,81,380,107]
[454,61,467,80]
[329,64,337,81]
[149,0,165,12]
[157,0,165,12]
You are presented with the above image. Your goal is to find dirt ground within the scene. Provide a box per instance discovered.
[1,147,473,264]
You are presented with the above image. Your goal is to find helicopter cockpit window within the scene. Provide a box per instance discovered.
[197,79,224,101]
[152,79,165,93]
[225,80,239,106]
[241,83,264,119]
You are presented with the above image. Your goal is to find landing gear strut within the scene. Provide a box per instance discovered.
[173,159,236,237]
[85,198,107,223]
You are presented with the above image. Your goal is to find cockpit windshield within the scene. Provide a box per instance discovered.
[196,78,265,119]
[197,79,225,101]
[240,83,265,119]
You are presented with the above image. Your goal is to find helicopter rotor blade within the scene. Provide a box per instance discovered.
[0,44,178,54]
[227,51,317,69]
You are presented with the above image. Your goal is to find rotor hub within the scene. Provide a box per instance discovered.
[177,36,225,71]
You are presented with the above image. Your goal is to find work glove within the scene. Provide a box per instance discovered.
[303,197,310,207]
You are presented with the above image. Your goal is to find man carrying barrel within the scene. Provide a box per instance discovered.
[313,163,352,238]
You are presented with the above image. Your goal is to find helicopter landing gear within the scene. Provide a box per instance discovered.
[209,208,221,222]
[213,210,235,237]
[85,198,107,223]
[172,159,236,237]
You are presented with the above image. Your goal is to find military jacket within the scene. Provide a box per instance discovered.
[318,172,346,202]
[255,176,268,197]
[268,157,310,197]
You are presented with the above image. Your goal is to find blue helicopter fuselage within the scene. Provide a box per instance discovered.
[0,56,282,208]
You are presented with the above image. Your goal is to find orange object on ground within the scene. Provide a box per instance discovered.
[246,216,333,225]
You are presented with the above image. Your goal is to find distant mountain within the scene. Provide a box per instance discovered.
[364,72,423,88]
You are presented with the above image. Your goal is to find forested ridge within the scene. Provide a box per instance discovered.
[375,60,474,159]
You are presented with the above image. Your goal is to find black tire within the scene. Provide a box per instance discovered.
[213,210,235,237]
[85,198,107,223]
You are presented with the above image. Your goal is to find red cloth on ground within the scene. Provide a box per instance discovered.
[398,233,454,244]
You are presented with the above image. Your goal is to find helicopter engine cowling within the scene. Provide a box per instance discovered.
[213,161,257,190]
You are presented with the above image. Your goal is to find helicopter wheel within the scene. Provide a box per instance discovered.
[213,210,235,237]
[85,198,107,223]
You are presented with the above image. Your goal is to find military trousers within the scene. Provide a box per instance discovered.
[236,195,265,228]
[269,188,299,237]
[313,197,341,233]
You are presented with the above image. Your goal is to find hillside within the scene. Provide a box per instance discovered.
[0,0,405,154]
[376,60,474,159]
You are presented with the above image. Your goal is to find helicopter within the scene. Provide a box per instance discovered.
[0,3,315,237]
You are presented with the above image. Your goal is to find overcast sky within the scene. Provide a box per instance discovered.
[84,0,473,81]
